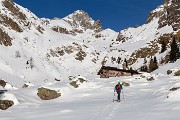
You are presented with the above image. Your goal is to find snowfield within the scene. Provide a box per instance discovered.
[1,67,180,120]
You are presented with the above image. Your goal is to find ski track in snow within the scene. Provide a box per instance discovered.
[1,75,180,120]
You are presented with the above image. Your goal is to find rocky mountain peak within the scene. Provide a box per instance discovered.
[63,10,102,32]
[146,0,180,30]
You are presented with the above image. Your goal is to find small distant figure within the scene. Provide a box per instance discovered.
[114,81,123,102]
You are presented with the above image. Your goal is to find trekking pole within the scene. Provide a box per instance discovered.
[122,90,125,100]
[113,91,115,102]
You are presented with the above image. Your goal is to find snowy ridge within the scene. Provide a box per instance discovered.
[63,10,95,27]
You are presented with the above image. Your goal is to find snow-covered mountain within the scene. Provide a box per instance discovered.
[0,0,119,85]
[116,0,180,69]
[0,0,180,119]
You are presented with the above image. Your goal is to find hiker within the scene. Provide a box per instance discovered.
[114,81,123,102]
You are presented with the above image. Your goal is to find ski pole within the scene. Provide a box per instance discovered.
[113,91,115,102]
[122,90,125,100]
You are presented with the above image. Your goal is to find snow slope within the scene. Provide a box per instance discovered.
[1,65,180,120]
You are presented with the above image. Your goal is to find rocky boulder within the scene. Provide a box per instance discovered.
[37,87,61,100]
[147,77,155,81]
[69,75,87,88]
[0,80,7,87]
[170,87,180,91]
[0,100,14,110]
[122,82,130,87]
[174,70,180,76]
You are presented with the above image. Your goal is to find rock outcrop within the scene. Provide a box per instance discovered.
[146,0,180,30]
[63,10,102,32]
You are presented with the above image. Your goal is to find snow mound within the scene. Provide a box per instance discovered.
[0,92,19,105]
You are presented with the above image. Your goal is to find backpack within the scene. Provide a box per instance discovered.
[115,84,121,90]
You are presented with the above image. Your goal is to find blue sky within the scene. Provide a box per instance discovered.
[14,0,163,32]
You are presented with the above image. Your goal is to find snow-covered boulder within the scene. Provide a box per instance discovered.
[0,80,14,90]
[0,80,6,87]
[0,92,19,110]
[69,75,87,88]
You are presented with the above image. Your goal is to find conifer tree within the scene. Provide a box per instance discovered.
[153,56,158,70]
[169,37,179,62]
[148,56,158,72]
[123,58,128,70]
[160,40,166,53]
[148,57,154,72]
[117,57,121,64]
[140,58,148,72]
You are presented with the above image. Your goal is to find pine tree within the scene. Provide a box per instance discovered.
[153,56,158,70]
[140,58,148,72]
[123,58,128,70]
[160,40,166,53]
[154,56,157,63]
[117,57,121,64]
[148,57,154,72]
[148,56,158,72]
[169,37,179,62]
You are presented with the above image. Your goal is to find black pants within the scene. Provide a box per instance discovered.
[116,90,121,100]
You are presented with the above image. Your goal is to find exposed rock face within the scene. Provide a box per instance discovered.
[48,42,87,58]
[0,15,23,32]
[146,5,164,24]
[159,0,180,30]
[146,0,180,30]
[116,32,130,43]
[52,26,69,34]
[0,28,12,46]
[0,100,14,110]
[2,0,26,20]
[75,50,87,62]
[64,10,102,32]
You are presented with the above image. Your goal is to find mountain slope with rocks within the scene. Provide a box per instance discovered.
[0,0,179,88]
[115,0,180,70]
[0,1,180,119]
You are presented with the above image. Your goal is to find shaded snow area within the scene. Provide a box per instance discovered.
[1,73,180,120]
